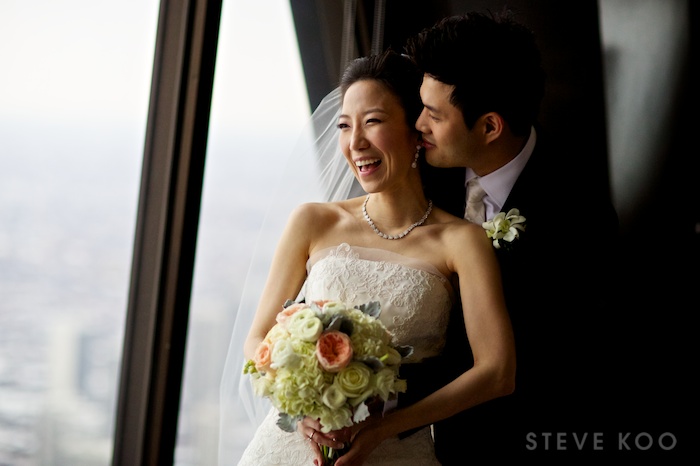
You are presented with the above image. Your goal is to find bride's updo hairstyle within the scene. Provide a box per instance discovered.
[339,49,424,130]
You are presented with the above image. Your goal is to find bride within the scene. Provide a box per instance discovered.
[229,49,515,465]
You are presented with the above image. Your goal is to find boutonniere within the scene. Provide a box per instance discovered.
[482,208,526,250]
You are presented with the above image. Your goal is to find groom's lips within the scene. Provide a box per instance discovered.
[420,140,435,150]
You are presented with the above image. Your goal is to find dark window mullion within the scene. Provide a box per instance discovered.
[112,0,222,465]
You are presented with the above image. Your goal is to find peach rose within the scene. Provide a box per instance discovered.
[316,331,353,372]
[253,340,273,373]
[275,303,308,327]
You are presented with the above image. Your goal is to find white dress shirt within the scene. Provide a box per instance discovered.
[464,126,537,221]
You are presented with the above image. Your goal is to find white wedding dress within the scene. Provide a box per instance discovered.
[237,243,453,465]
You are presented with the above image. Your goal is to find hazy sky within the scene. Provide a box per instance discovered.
[0,0,157,124]
[0,0,310,128]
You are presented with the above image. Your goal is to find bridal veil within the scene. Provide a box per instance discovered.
[218,88,360,464]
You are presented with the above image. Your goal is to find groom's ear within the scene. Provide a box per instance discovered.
[480,112,504,143]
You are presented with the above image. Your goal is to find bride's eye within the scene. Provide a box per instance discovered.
[337,122,349,130]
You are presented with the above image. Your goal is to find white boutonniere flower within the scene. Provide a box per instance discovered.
[482,208,526,250]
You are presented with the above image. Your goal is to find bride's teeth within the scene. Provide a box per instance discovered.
[355,159,380,167]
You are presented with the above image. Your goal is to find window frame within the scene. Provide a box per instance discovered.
[111,0,222,464]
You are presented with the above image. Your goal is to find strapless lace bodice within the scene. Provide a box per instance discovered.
[237,244,451,465]
[304,243,453,362]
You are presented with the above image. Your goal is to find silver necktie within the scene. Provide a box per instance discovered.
[464,178,486,224]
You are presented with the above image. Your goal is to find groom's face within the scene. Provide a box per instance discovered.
[416,75,475,169]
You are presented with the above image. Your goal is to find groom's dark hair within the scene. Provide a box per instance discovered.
[405,10,546,137]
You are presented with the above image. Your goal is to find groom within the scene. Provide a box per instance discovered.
[405,12,619,463]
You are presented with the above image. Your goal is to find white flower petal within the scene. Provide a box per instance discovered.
[485,209,526,249]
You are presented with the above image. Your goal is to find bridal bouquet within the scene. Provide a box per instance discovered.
[243,299,412,464]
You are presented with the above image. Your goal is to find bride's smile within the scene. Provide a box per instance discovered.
[355,157,381,173]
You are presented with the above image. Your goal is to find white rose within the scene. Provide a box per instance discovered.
[321,383,347,410]
[321,301,349,314]
[270,339,301,369]
[288,315,323,342]
[336,362,372,398]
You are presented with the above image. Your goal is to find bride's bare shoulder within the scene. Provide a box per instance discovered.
[430,207,489,246]
[431,206,477,229]
[289,198,362,224]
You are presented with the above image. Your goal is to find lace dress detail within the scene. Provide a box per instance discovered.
[237,244,452,465]
[304,243,452,362]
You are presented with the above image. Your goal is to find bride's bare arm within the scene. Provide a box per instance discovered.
[243,203,321,360]
[335,223,516,466]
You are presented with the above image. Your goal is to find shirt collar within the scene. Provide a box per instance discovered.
[465,126,536,212]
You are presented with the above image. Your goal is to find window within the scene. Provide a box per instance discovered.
[0,0,159,464]
[175,1,310,464]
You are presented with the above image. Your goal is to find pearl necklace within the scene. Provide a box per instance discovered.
[362,194,433,240]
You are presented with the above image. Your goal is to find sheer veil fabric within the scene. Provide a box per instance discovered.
[218,88,360,464]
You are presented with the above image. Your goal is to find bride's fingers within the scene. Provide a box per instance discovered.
[324,426,352,445]
[298,416,322,430]
[298,418,347,449]
[312,430,347,449]
[308,437,324,466]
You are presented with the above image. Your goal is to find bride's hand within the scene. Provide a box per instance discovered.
[298,417,347,462]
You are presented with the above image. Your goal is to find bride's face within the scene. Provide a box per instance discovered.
[338,80,419,193]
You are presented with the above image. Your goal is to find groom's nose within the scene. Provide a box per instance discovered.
[415,108,430,133]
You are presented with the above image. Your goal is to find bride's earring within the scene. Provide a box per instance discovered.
[411,145,421,168]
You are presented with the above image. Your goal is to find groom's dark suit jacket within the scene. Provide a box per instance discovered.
[403,129,620,463]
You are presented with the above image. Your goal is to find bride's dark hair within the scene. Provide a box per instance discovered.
[339,49,424,129]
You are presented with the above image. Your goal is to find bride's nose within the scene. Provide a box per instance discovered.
[349,127,369,151]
